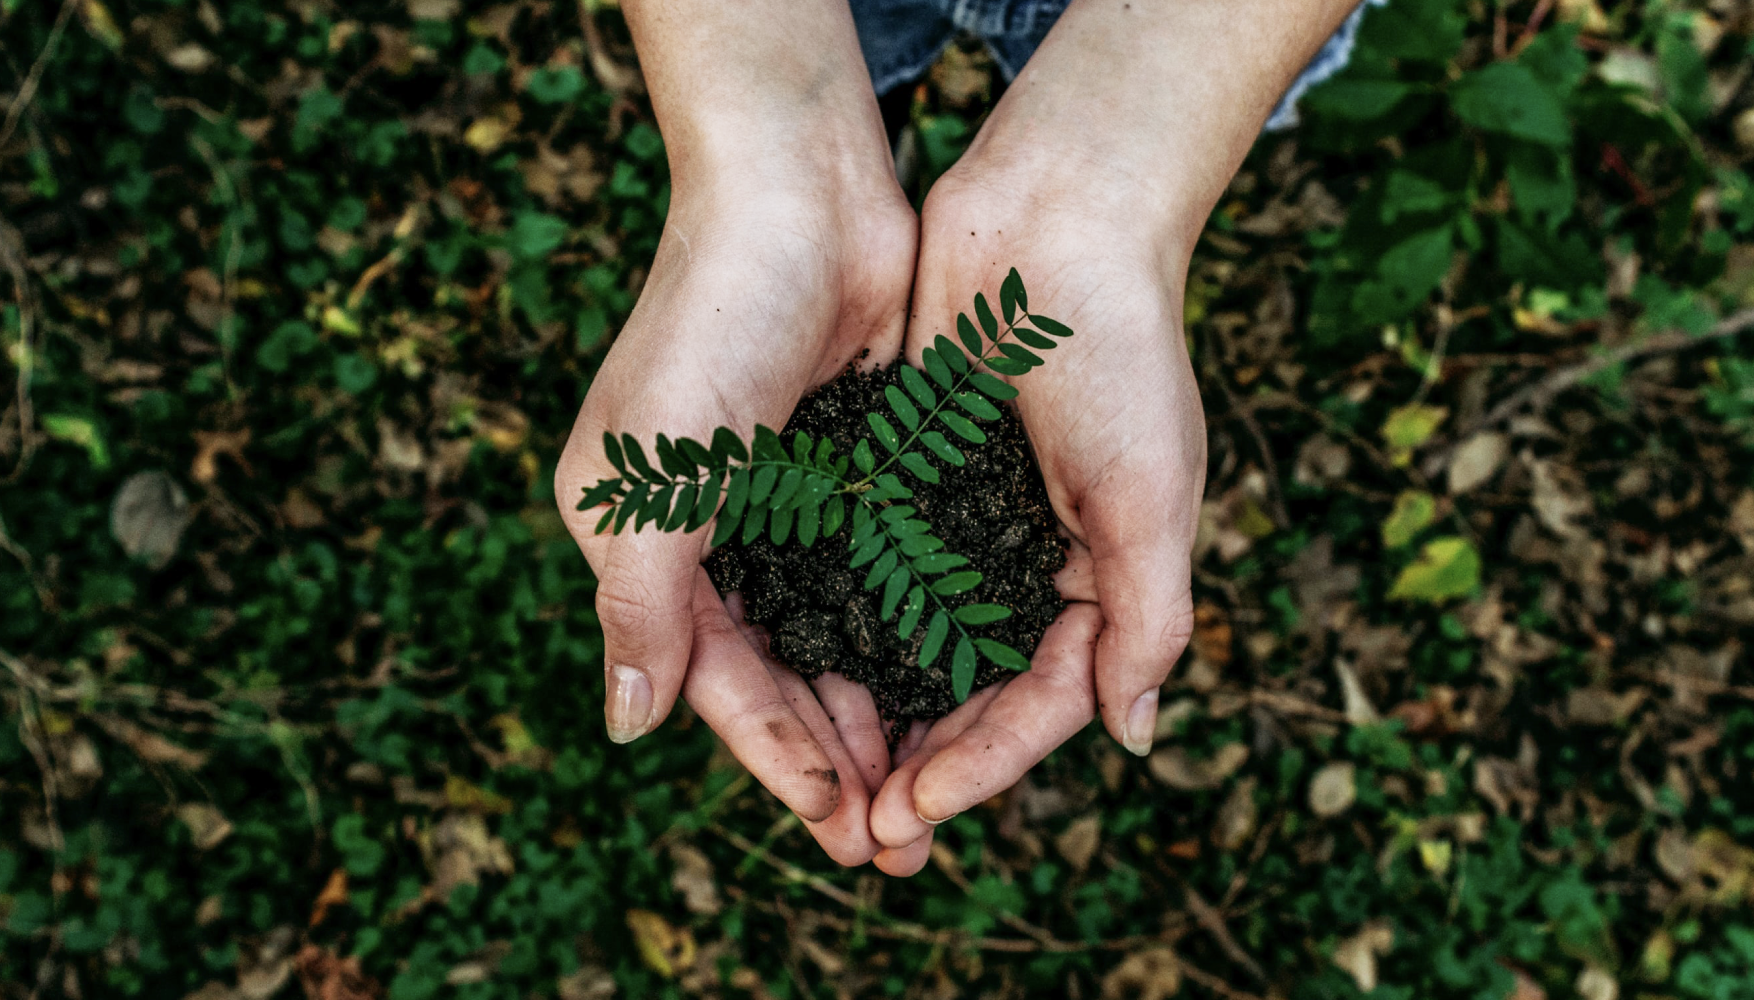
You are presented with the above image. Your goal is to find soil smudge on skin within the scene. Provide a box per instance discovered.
[706,363,1066,733]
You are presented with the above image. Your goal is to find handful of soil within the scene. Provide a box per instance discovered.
[705,363,1067,729]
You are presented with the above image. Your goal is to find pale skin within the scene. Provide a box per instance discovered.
[556,0,1362,872]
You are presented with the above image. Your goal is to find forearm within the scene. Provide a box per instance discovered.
[961,0,1361,251]
[622,0,894,196]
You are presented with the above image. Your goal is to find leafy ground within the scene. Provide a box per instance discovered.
[4,1,1754,998]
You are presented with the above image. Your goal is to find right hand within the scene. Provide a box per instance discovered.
[555,164,917,865]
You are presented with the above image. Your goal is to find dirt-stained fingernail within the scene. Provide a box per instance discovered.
[1123,688,1158,757]
[605,664,654,744]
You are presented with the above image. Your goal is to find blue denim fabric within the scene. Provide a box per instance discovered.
[848,0,1386,132]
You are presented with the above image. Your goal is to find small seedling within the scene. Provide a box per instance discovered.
[578,269,1072,702]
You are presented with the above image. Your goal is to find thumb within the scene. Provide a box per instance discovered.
[586,530,701,743]
[1085,492,1198,758]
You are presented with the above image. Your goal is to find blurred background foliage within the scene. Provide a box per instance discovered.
[3,1,1754,998]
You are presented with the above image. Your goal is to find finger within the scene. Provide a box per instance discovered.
[681,572,842,823]
[1083,489,1198,757]
[909,603,1102,823]
[767,666,883,867]
[868,682,1007,849]
[584,529,703,744]
[874,832,933,877]
[811,673,891,795]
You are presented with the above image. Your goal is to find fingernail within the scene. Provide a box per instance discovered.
[1123,689,1158,757]
[916,809,957,827]
[605,664,654,744]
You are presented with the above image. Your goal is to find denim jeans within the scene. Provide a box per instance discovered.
[847,0,1385,131]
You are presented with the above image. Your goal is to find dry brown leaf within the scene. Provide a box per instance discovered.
[111,470,192,569]
[1334,659,1381,725]
[1576,965,1617,1000]
[1101,947,1181,1000]
[164,42,215,72]
[556,966,617,1000]
[178,803,233,850]
[1191,602,1233,669]
[295,943,382,1000]
[1730,491,1754,552]
[1055,814,1102,873]
[1508,968,1547,1000]
[1448,432,1508,495]
[1528,457,1593,540]
[1309,762,1357,818]
[1332,920,1393,992]
[308,869,349,928]
[1565,687,1646,726]
[1294,434,1352,486]
[1147,742,1248,791]
[1212,777,1259,852]
[667,844,722,916]
[427,813,514,900]
[192,429,252,483]
[103,717,208,770]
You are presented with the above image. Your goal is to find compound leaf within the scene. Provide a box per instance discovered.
[957,314,983,356]
[712,427,748,463]
[922,347,954,389]
[967,372,1017,400]
[939,411,987,444]
[931,571,982,595]
[952,603,1012,625]
[920,610,949,669]
[885,385,921,431]
[881,565,910,620]
[664,483,696,531]
[920,431,965,467]
[955,392,1001,421]
[897,586,925,639]
[986,357,1032,377]
[900,452,940,484]
[975,639,1030,671]
[578,479,621,510]
[936,335,970,373]
[1029,315,1074,337]
[952,637,977,703]
[604,432,626,474]
[868,412,901,454]
[769,505,793,545]
[750,465,778,505]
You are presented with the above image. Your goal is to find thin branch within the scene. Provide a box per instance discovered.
[0,0,78,151]
[1,215,38,481]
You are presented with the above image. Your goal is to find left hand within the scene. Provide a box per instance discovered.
[866,161,1208,875]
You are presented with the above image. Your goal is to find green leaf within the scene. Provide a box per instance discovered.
[865,549,898,590]
[711,502,742,546]
[712,427,748,463]
[621,434,658,479]
[797,492,821,547]
[936,336,971,373]
[967,372,1018,400]
[664,484,697,531]
[752,425,784,460]
[849,532,884,568]
[974,293,999,341]
[740,504,767,545]
[997,343,1042,367]
[1000,269,1024,323]
[868,413,901,454]
[952,637,977,702]
[911,553,969,574]
[1381,490,1437,549]
[898,534,945,556]
[1302,79,1412,120]
[769,505,793,545]
[723,468,751,522]
[822,495,846,537]
[921,611,950,669]
[952,604,1012,625]
[1007,268,1028,312]
[920,431,966,467]
[874,474,913,499]
[975,639,1030,671]
[881,566,910,620]
[604,432,626,474]
[750,465,778,505]
[931,571,982,596]
[900,365,937,408]
[879,505,917,523]
[1381,403,1449,455]
[578,479,621,510]
[985,357,1032,377]
[526,65,584,104]
[596,507,616,536]
[922,348,954,389]
[655,434,691,477]
[677,436,715,470]
[1012,325,1056,350]
[687,474,721,531]
[897,587,925,640]
[1353,226,1455,324]
[1029,315,1073,338]
[636,485,673,531]
[900,453,940,484]
[1451,62,1570,147]
[955,392,1001,421]
[770,468,803,508]
[614,486,641,533]
[792,431,813,465]
[853,439,875,474]
[957,314,983,356]
[939,411,987,444]
[1388,537,1482,603]
[885,385,921,431]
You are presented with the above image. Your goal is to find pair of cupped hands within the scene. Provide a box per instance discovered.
[556,88,1210,875]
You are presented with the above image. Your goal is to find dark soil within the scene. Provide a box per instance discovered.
[705,363,1067,731]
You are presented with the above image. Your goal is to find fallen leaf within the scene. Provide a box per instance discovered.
[1332,920,1393,992]
[556,966,617,1000]
[294,943,381,1000]
[1576,965,1617,1000]
[1382,490,1437,548]
[1190,602,1233,668]
[1381,403,1448,465]
[1388,537,1481,603]
[1147,743,1248,791]
[1101,947,1181,1000]
[192,429,251,483]
[1447,433,1508,495]
[308,869,348,928]
[1729,491,1754,553]
[405,0,461,19]
[178,803,233,850]
[103,717,207,769]
[1212,777,1259,852]
[164,43,215,72]
[667,844,722,916]
[1507,967,1547,1000]
[427,813,514,901]
[1055,814,1102,872]
[1309,762,1357,818]
[1528,458,1593,540]
[626,909,694,979]
[1334,659,1381,725]
[79,0,125,50]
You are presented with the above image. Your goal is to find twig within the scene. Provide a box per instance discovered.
[1202,332,1289,529]
[1,216,37,481]
[1176,880,1268,985]
[1468,308,1754,436]
[1177,961,1270,1000]
[0,0,78,151]
[1511,0,1555,55]
[0,510,53,609]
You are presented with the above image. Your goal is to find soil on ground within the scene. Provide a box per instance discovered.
[705,363,1067,731]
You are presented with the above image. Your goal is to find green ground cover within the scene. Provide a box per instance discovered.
[3,1,1754,997]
